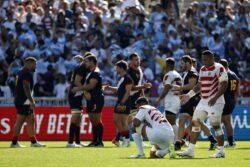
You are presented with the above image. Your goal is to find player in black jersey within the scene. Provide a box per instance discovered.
[72,55,104,147]
[112,53,151,147]
[105,60,133,147]
[66,53,90,148]
[11,57,45,148]
[219,59,240,148]
[173,55,217,150]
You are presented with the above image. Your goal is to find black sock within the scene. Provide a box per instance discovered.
[68,123,76,144]
[208,135,217,143]
[96,123,104,143]
[75,126,81,144]
[92,126,97,143]
[115,132,121,141]
[228,136,234,145]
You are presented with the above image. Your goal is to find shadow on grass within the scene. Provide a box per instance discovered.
[120,157,209,160]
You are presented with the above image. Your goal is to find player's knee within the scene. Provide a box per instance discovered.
[191,120,201,127]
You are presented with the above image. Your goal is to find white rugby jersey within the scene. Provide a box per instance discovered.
[135,105,172,129]
[163,70,182,102]
[199,62,228,103]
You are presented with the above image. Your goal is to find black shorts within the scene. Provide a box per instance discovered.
[223,101,236,115]
[130,92,140,110]
[68,92,83,110]
[165,110,176,115]
[86,95,104,113]
[180,96,200,117]
[114,101,131,115]
[15,104,34,115]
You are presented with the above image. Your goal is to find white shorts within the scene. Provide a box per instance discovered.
[146,126,174,150]
[192,99,225,122]
[164,97,180,114]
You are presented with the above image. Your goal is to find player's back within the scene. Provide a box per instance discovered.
[224,70,239,102]
[137,105,172,129]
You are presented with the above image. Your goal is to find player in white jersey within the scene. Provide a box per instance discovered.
[155,58,182,141]
[178,50,228,158]
[130,97,176,159]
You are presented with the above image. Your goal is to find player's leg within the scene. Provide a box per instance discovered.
[26,113,46,147]
[120,114,130,147]
[200,122,217,150]
[222,103,235,147]
[11,114,26,147]
[88,113,104,147]
[208,103,225,158]
[165,111,178,141]
[177,104,207,158]
[175,113,190,150]
[74,113,82,145]
[130,125,146,158]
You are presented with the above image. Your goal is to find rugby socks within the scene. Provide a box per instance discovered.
[218,146,224,153]
[132,133,144,155]
[183,131,189,140]
[69,123,76,144]
[121,130,130,139]
[75,126,81,144]
[95,122,104,143]
[12,136,18,145]
[30,137,37,144]
[172,124,179,141]
[188,143,195,152]
[208,135,217,143]
[115,132,121,141]
[227,136,234,145]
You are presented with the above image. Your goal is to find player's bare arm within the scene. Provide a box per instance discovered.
[23,80,35,109]
[155,84,171,106]
[173,78,197,91]
[180,82,201,105]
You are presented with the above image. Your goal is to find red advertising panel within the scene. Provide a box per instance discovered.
[0,107,116,141]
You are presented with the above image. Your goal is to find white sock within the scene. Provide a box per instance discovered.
[172,124,179,141]
[132,133,144,155]
[218,146,224,153]
[188,143,195,152]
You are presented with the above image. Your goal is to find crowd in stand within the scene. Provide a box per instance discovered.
[0,0,249,101]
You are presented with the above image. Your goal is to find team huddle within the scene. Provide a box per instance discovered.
[10,50,240,159]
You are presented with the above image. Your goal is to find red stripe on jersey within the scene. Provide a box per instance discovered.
[200,75,217,81]
[151,113,156,120]
[155,117,159,122]
[201,66,215,71]
[148,110,151,115]
[163,75,168,81]
[201,78,218,87]
[201,81,219,93]
[202,88,218,99]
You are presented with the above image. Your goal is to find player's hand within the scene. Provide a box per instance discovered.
[116,104,126,112]
[154,99,161,107]
[71,87,81,93]
[103,84,110,90]
[83,91,91,100]
[172,85,181,91]
[208,97,217,107]
[179,94,190,105]
[143,82,152,89]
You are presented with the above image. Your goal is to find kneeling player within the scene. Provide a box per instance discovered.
[130,97,176,159]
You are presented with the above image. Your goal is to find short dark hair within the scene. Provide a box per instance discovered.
[129,53,139,60]
[202,50,214,57]
[181,55,192,64]
[166,57,175,66]
[219,59,228,68]
[135,96,149,105]
[86,55,97,65]
[116,60,128,71]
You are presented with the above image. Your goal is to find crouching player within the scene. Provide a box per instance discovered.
[130,97,176,159]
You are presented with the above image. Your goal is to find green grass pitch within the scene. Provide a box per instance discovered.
[0,141,249,167]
